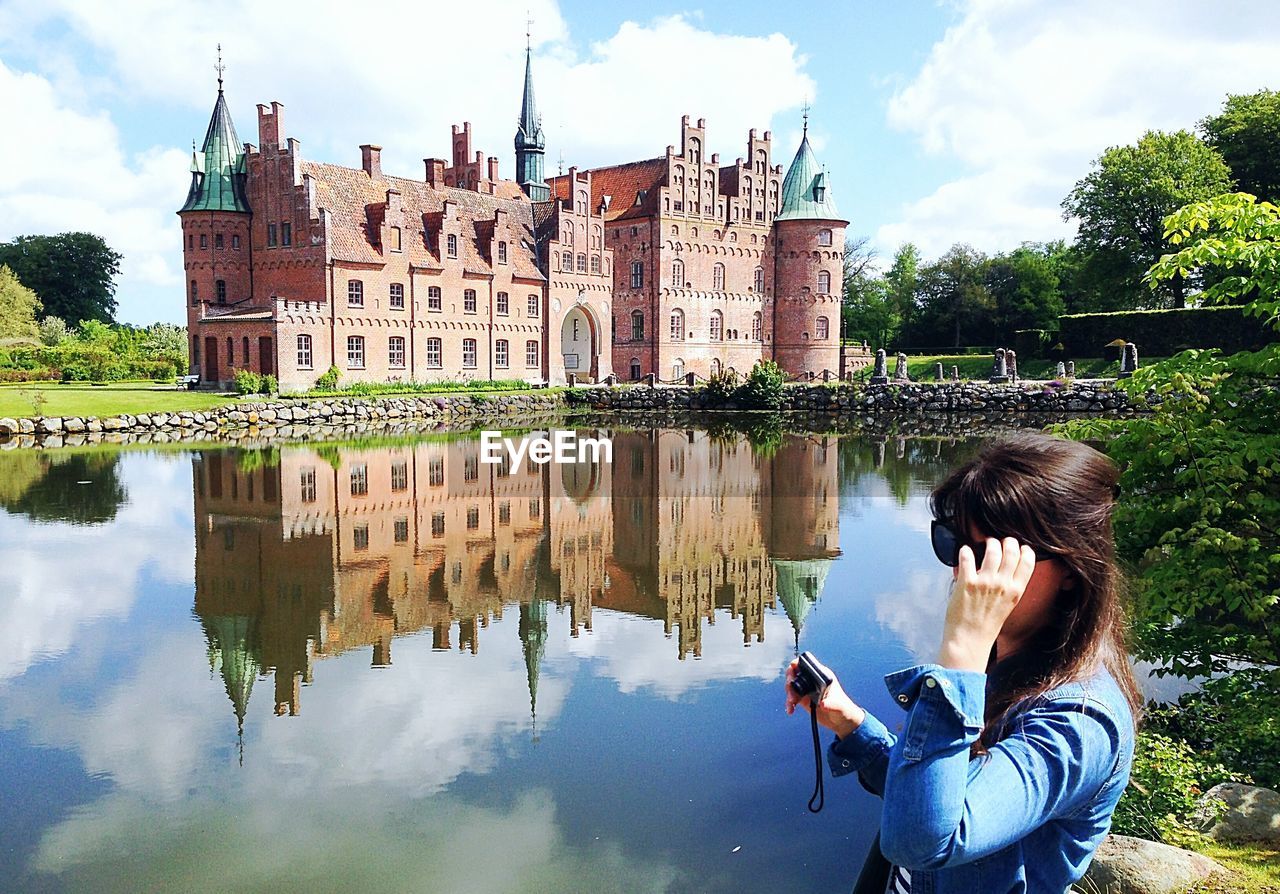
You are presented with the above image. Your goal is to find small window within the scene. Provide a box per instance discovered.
[498,502,511,525]
[672,258,684,286]
[670,309,684,341]
[353,524,369,551]
[527,294,539,318]
[630,261,643,289]
[754,267,765,293]
[350,464,368,496]
[496,291,509,315]
[817,270,831,293]
[242,336,250,365]
[281,222,292,246]
[190,280,199,303]
[710,311,723,341]
[428,457,444,487]
[348,280,364,307]
[464,289,476,313]
[672,359,685,379]
[231,234,240,250]
[215,233,224,250]
[631,310,644,341]
[447,234,458,258]
[389,226,401,252]
[752,312,762,341]
[818,229,833,247]
[713,263,725,290]
[464,455,479,482]
[188,235,194,250]
[495,339,509,367]
[630,358,641,380]
[389,283,404,309]
[425,337,442,367]
[498,241,507,264]
[816,316,830,340]
[561,250,572,270]
[576,253,587,272]
[200,234,208,249]
[529,498,541,519]
[347,335,365,368]
[391,461,408,492]
[216,280,226,303]
[394,517,409,542]
[389,336,406,368]
[297,334,313,369]
[266,224,277,247]
[427,286,442,312]
[462,338,477,368]
[526,339,539,367]
[590,255,601,274]
[226,337,234,365]
[466,506,480,530]
[300,468,316,503]
[431,512,445,537]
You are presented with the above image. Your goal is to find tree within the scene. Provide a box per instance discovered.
[1062,130,1233,309]
[1201,89,1280,203]
[0,232,122,323]
[984,244,1064,342]
[906,243,992,349]
[0,264,41,340]
[842,236,897,347]
[38,315,71,346]
[884,243,921,335]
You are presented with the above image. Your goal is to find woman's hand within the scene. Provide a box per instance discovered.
[786,657,866,739]
[938,536,1037,672]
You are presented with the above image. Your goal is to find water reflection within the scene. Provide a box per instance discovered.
[0,451,127,525]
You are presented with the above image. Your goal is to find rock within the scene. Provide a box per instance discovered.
[62,417,86,433]
[36,417,63,434]
[18,418,35,434]
[1082,834,1224,894]
[0,417,18,436]
[1198,783,1280,843]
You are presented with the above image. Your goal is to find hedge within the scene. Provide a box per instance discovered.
[1,345,180,382]
[1057,306,1276,358]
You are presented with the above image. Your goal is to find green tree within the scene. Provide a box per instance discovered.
[0,264,41,340]
[984,244,1065,342]
[1201,89,1280,202]
[38,315,71,346]
[906,243,992,349]
[841,236,887,345]
[843,277,900,350]
[885,243,921,337]
[1062,130,1233,309]
[0,232,122,323]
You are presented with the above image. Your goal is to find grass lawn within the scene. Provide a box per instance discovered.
[898,354,1154,381]
[0,383,239,419]
[1188,840,1280,893]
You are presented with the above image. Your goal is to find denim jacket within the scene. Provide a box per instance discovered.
[829,663,1134,894]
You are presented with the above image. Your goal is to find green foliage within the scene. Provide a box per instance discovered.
[985,245,1065,341]
[38,315,70,346]
[307,378,530,397]
[0,264,41,340]
[1057,305,1273,357]
[262,374,278,394]
[1013,328,1053,360]
[236,447,281,473]
[314,444,343,471]
[702,367,740,402]
[740,413,784,457]
[1062,130,1233,310]
[905,243,993,349]
[314,365,340,390]
[0,232,122,323]
[1201,89,1280,203]
[233,369,264,394]
[735,360,785,410]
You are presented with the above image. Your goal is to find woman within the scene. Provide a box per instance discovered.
[787,432,1141,894]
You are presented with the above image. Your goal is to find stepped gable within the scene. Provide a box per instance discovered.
[548,157,666,222]
[300,160,543,281]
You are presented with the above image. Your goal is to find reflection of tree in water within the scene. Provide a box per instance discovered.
[0,451,128,525]
[838,435,976,506]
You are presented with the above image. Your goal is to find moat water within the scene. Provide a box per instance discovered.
[0,427,1086,892]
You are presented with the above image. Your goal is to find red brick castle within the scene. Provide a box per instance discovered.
[180,48,847,390]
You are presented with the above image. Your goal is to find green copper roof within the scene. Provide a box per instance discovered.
[773,558,832,646]
[514,46,544,151]
[205,614,261,764]
[775,130,841,222]
[181,89,251,213]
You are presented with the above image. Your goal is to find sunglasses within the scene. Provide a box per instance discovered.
[930,518,1053,568]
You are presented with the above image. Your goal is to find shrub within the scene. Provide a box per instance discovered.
[0,368,59,383]
[315,365,340,390]
[735,360,785,411]
[1013,328,1054,359]
[233,369,264,394]
[1057,305,1276,357]
[702,367,740,403]
[262,374,278,394]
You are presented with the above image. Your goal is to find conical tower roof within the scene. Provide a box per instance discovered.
[773,558,833,646]
[206,614,261,764]
[514,45,544,150]
[775,124,841,222]
[180,82,251,214]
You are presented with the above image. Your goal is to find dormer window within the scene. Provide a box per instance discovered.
[498,241,507,264]
[814,185,826,203]
[389,226,402,252]
[447,234,458,258]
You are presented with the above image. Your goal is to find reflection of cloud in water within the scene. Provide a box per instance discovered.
[564,608,791,699]
[873,568,951,663]
[33,787,681,894]
[0,453,194,682]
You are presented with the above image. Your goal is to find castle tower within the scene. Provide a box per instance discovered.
[768,116,846,377]
[514,39,549,201]
[179,51,253,384]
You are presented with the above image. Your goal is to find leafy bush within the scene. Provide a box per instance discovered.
[702,367,740,403]
[1058,305,1275,357]
[233,369,264,394]
[307,378,531,397]
[0,368,59,383]
[262,374,278,394]
[734,360,785,411]
[315,365,340,390]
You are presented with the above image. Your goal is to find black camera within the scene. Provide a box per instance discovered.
[790,651,834,701]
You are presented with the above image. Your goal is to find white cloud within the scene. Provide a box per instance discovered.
[876,0,1280,258]
[0,3,814,323]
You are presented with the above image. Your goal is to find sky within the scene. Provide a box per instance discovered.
[1,0,1278,325]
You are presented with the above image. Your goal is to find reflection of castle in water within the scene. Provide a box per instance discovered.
[192,430,839,732]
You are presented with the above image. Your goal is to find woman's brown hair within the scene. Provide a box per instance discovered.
[929,431,1143,753]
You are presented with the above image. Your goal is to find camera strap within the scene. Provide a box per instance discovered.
[807,701,824,813]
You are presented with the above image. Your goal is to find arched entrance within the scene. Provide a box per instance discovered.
[561,305,596,381]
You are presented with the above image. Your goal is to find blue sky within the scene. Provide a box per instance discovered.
[1,1,1278,324]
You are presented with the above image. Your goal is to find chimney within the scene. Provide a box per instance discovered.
[424,158,445,188]
[257,102,282,149]
[360,144,382,179]
[487,156,499,182]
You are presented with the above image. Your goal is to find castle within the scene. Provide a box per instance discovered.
[180,48,847,390]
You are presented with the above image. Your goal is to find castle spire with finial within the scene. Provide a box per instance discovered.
[179,46,250,213]
[514,21,549,201]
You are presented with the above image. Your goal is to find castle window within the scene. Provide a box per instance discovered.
[267,224,276,247]
[188,235,194,250]
[576,253,587,272]
[818,229,833,247]
[428,457,444,486]
[631,227,638,237]
[200,234,208,249]
[389,336,406,368]
[300,468,316,503]
[527,294,539,318]
[394,518,409,542]
[713,263,725,290]
[297,334,313,369]
[671,259,684,287]
[670,309,684,341]
[754,267,765,293]
[347,335,365,368]
[498,503,511,525]
[631,310,644,341]
[232,234,240,250]
[348,280,364,307]
[242,336,250,365]
[464,289,477,313]
[526,339,540,367]
[389,226,401,252]
[464,455,479,482]
[462,338,477,368]
[447,234,458,258]
[816,317,830,340]
[190,280,198,304]
[354,523,371,549]
[670,224,678,236]
[590,255,601,274]
[498,241,507,264]
[630,357,641,380]
[710,310,723,341]
[711,358,721,376]
[496,291,509,315]
[428,286,442,312]
[281,223,292,246]
[215,233,224,250]
[672,358,685,379]
[431,512,445,537]
[425,338,442,368]
[495,339,509,367]
[729,232,737,243]
[817,270,831,293]
[630,260,644,289]
[350,464,368,496]
[752,312,762,341]
[192,335,199,366]
[390,283,404,309]
[226,337,234,366]
[561,250,572,270]
[467,506,480,530]
[216,280,226,303]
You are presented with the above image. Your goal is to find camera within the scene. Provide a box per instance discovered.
[790,651,834,701]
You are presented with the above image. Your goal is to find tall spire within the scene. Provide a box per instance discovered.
[180,49,251,214]
[775,109,841,222]
[514,29,549,202]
